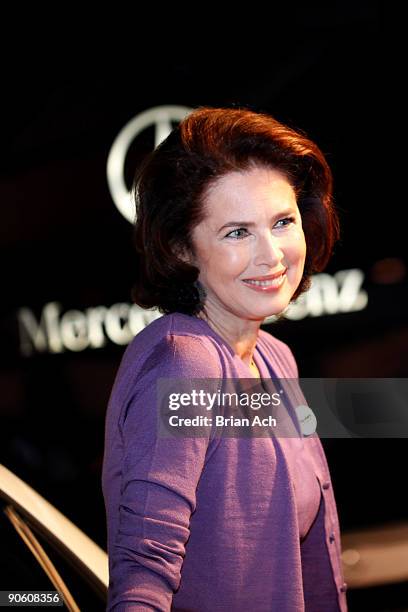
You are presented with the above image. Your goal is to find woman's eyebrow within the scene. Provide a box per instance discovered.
[217,208,297,232]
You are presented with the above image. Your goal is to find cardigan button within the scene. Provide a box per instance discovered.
[340,582,348,593]
[329,532,335,543]
[322,481,331,489]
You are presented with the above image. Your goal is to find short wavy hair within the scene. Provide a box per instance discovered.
[130,106,340,316]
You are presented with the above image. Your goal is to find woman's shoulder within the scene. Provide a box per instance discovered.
[257,327,299,378]
[120,312,223,380]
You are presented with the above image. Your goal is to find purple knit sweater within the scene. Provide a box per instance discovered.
[102,312,348,611]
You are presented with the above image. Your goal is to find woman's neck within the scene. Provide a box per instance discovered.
[196,306,262,371]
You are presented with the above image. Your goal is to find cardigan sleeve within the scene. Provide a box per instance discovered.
[107,334,222,612]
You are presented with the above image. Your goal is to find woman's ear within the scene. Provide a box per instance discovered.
[179,249,192,264]
[173,244,196,266]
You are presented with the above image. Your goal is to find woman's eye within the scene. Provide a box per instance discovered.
[275,216,296,228]
[225,228,249,239]
[225,218,295,239]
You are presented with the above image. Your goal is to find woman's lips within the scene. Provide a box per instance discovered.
[242,272,286,292]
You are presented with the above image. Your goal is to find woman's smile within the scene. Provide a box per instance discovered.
[241,271,287,291]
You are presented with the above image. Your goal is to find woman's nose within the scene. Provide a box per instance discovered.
[253,232,284,267]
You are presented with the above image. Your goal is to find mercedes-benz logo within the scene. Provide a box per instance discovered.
[106,105,193,223]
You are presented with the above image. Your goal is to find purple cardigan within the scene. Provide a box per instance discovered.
[102,312,348,611]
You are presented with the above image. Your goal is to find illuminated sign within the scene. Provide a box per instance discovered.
[17,269,367,356]
[106,105,193,223]
[267,268,367,322]
[17,302,162,356]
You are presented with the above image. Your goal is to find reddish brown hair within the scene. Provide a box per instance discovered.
[131,106,340,315]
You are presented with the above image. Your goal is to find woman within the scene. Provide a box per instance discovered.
[102,106,348,611]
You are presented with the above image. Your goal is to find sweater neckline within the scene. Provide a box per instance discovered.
[187,313,269,379]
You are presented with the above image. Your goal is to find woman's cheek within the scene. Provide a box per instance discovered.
[218,241,247,262]
[283,229,306,255]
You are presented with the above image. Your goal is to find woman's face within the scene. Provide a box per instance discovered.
[189,165,307,321]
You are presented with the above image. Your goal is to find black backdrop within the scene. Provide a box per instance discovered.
[2,4,407,609]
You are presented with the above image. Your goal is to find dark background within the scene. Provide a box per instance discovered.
[2,4,407,610]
